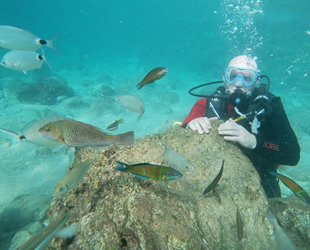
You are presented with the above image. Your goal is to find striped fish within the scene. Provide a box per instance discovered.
[203,160,224,195]
[116,161,182,181]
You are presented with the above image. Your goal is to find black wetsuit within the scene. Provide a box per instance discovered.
[182,87,300,198]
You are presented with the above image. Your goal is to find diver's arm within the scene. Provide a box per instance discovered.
[252,98,300,166]
[181,99,208,127]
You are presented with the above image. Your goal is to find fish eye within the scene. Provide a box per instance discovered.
[39,39,47,45]
[38,55,43,60]
[1,61,5,66]
[46,125,51,132]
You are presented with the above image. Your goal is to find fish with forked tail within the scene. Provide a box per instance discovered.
[136,67,168,90]
[39,119,135,148]
[0,25,59,51]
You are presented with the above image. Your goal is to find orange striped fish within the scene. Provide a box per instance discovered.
[270,171,310,205]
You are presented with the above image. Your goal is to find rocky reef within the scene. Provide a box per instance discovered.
[11,121,310,249]
[16,77,74,105]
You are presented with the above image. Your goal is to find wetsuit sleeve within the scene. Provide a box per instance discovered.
[252,97,300,166]
[181,99,207,127]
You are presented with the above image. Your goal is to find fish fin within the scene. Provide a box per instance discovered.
[118,118,124,124]
[269,171,277,177]
[41,48,53,73]
[56,224,78,238]
[23,71,28,75]
[116,161,128,171]
[116,131,135,145]
[131,173,151,180]
[136,110,145,122]
[47,32,62,55]
[136,82,144,90]
[0,128,20,139]
[55,184,69,196]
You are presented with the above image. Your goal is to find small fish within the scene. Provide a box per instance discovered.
[115,95,145,121]
[136,67,168,90]
[0,25,58,51]
[54,157,95,196]
[164,147,194,172]
[264,210,297,250]
[16,211,77,250]
[212,189,221,203]
[203,160,224,195]
[106,118,124,131]
[39,119,135,148]
[270,171,310,205]
[116,161,183,181]
[236,207,243,243]
[0,116,67,150]
[1,49,52,74]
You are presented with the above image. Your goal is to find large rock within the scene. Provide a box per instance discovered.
[47,121,274,249]
[16,77,74,105]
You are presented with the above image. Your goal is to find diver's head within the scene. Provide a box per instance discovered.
[223,55,259,96]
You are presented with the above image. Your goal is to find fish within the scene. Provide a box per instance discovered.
[115,95,145,121]
[116,161,183,181]
[54,156,95,196]
[270,171,310,205]
[16,211,77,250]
[106,118,124,131]
[164,147,194,172]
[0,116,68,149]
[136,67,168,90]
[38,119,135,148]
[203,160,224,195]
[0,25,58,51]
[236,207,243,243]
[212,189,221,203]
[264,210,297,250]
[1,49,52,74]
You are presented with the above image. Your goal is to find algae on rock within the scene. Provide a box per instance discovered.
[47,121,286,249]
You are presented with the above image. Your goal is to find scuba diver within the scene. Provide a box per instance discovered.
[182,55,300,198]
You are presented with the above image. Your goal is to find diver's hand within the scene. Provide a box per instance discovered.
[218,118,257,149]
[187,117,218,134]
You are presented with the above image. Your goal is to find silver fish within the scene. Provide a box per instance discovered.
[1,49,52,74]
[16,211,76,250]
[54,157,94,196]
[264,210,297,250]
[0,116,67,149]
[115,95,145,121]
[0,25,58,51]
[164,147,194,172]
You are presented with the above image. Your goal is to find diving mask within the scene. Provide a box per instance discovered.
[223,67,258,87]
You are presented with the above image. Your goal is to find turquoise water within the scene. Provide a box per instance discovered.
[0,0,309,248]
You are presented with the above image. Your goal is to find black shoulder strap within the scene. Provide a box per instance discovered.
[205,87,228,119]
